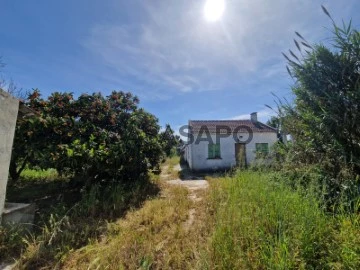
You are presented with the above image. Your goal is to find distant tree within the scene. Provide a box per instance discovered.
[175,135,184,146]
[266,116,280,130]
[160,124,179,157]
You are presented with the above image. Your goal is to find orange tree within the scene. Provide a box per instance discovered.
[10,90,164,186]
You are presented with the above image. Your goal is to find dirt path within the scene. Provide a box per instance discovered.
[64,160,211,269]
[165,163,209,199]
[164,163,208,230]
[166,179,208,201]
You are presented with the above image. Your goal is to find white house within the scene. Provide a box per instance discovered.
[184,112,278,171]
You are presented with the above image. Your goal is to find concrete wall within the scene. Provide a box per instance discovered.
[2,203,35,229]
[0,89,19,219]
[188,132,278,171]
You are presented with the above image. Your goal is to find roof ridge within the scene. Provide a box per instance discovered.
[188,119,277,133]
[258,122,277,131]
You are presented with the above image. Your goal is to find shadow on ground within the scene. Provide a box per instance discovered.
[178,162,229,181]
[6,175,160,230]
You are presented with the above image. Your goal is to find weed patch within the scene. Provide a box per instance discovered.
[204,171,360,269]
[64,183,210,270]
[10,177,160,269]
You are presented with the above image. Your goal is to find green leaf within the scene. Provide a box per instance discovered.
[67,148,74,157]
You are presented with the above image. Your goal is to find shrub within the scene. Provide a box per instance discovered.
[273,8,360,205]
[10,90,164,187]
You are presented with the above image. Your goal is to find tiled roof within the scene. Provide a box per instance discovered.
[188,120,277,133]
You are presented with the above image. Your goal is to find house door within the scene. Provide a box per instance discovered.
[235,143,247,168]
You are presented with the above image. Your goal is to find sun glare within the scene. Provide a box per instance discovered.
[204,0,225,22]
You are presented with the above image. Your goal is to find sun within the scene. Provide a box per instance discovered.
[204,0,225,22]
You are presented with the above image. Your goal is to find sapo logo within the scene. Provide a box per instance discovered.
[179,125,253,144]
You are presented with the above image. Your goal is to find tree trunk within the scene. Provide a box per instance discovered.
[9,160,20,183]
[9,156,28,184]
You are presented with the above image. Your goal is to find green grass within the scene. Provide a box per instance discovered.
[204,171,360,269]
[2,169,74,265]
[6,168,360,269]
[20,168,59,181]
[6,169,74,232]
[161,156,181,180]
[164,155,180,169]
[7,168,68,205]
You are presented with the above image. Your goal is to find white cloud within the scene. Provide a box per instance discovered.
[82,0,357,98]
[230,108,276,122]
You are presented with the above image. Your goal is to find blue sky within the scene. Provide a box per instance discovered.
[1,0,359,132]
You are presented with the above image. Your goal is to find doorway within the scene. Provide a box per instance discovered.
[235,143,247,168]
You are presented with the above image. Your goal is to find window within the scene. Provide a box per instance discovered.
[256,143,269,155]
[208,143,221,159]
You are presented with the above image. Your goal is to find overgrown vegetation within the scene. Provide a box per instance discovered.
[204,171,360,269]
[8,170,358,269]
[269,7,360,207]
[10,90,163,187]
[3,90,166,266]
[5,176,160,269]
[0,225,26,262]
[161,155,181,180]
[159,124,181,157]
[63,184,209,270]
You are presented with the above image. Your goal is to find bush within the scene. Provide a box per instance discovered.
[11,90,164,187]
[274,9,360,206]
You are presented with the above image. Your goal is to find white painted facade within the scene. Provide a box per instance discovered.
[185,132,277,171]
[184,117,278,171]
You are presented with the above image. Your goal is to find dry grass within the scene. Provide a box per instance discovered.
[64,182,211,270]
[160,156,181,180]
[11,164,360,269]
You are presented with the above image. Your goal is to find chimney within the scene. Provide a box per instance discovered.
[250,112,258,123]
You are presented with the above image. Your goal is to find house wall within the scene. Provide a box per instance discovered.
[189,132,277,171]
[0,90,19,220]
[187,143,193,169]
[183,145,188,163]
